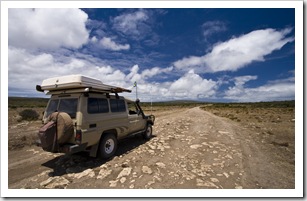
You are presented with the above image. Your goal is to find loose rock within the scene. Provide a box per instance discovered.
[196,179,219,188]
[155,162,166,169]
[117,167,132,179]
[40,176,70,189]
[142,166,153,174]
[120,177,127,184]
[97,169,112,180]
[109,180,118,187]
[190,144,202,149]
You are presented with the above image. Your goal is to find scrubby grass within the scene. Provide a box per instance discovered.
[200,100,295,109]
[9,97,49,109]
[200,100,294,123]
[19,109,40,121]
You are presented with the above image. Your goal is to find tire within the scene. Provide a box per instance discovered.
[98,133,118,159]
[143,124,153,140]
[48,112,73,145]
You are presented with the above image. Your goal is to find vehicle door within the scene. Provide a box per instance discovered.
[127,101,145,133]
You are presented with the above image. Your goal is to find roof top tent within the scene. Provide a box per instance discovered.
[36,74,132,95]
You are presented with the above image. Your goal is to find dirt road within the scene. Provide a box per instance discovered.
[8,107,294,189]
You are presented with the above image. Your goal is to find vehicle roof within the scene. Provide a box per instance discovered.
[38,74,131,94]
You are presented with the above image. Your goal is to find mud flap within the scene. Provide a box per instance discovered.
[89,143,99,157]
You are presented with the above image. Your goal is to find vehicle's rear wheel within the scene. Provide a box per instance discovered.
[143,124,152,140]
[98,133,117,159]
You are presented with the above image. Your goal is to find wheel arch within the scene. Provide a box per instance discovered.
[101,129,118,139]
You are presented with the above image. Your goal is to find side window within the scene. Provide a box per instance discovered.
[98,98,109,113]
[110,99,118,112]
[110,99,126,113]
[117,99,126,112]
[88,98,99,114]
[88,98,109,114]
[128,102,138,115]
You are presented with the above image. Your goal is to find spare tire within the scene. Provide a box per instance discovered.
[48,112,74,144]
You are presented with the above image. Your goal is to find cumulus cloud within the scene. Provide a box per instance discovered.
[126,65,173,83]
[8,47,175,99]
[169,70,217,99]
[90,36,98,43]
[9,46,293,102]
[233,75,258,87]
[8,47,125,94]
[126,65,142,83]
[7,9,295,103]
[174,28,294,73]
[112,9,149,39]
[127,70,219,101]
[8,8,89,50]
[99,37,130,51]
[141,66,173,79]
[224,75,295,102]
[202,20,227,38]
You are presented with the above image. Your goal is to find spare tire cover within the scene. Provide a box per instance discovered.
[49,112,74,144]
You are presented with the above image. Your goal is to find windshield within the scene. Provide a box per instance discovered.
[46,98,78,118]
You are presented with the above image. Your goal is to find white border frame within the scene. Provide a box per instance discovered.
[1,0,303,198]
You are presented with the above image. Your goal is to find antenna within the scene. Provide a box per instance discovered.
[134,81,138,100]
[150,86,152,115]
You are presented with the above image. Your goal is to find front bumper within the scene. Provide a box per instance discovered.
[146,115,155,125]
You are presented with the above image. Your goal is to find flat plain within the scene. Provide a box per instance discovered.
[7,98,295,189]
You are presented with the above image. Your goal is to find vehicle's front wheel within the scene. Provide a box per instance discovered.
[99,134,118,159]
[143,124,153,140]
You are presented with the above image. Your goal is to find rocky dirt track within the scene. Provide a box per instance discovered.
[8,107,295,189]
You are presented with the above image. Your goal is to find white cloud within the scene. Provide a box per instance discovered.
[202,20,227,38]
[112,9,149,38]
[224,75,294,102]
[8,8,89,50]
[99,37,130,51]
[90,36,98,43]
[174,28,294,73]
[9,45,294,102]
[8,47,126,94]
[141,66,173,79]
[169,70,217,99]
[126,70,219,101]
[233,75,258,86]
[8,47,174,100]
[126,65,142,83]
[126,65,173,84]
[224,75,257,97]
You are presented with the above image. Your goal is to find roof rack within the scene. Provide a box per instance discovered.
[36,74,131,94]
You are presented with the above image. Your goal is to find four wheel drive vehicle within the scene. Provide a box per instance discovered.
[36,74,155,159]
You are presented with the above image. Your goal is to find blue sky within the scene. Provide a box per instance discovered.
[7,6,296,102]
